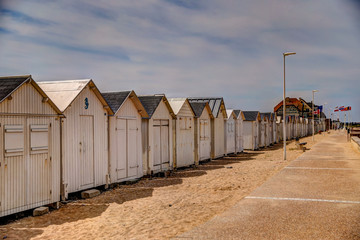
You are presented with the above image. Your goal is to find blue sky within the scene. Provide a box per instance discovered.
[0,0,359,121]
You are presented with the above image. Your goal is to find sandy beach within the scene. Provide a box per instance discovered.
[0,133,331,240]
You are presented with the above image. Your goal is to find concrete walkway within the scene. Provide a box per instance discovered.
[176,132,360,239]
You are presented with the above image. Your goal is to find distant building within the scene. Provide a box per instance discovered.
[274,97,303,117]
[274,97,326,119]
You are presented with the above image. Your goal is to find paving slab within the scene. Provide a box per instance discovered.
[177,132,360,240]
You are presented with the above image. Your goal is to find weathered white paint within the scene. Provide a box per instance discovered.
[213,108,226,159]
[0,79,61,217]
[243,120,259,150]
[38,80,111,199]
[169,99,195,168]
[108,96,143,183]
[235,111,244,153]
[259,116,266,148]
[196,105,212,162]
[272,114,277,143]
[225,110,236,154]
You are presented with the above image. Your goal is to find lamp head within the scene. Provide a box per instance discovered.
[283,52,296,56]
[312,90,319,93]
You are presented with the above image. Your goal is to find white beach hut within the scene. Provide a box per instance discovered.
[225,110,237,155]
[189,102,213,163]
[0,75,62,217]
[276,116,283,142]
[168,98,196,168]
[138,95,176,175]
[188,98,227,159]
[272,113,277,144]
[38,79,113,199]
[102,91,148,184]
[242,111,260,150]
[286,116,292,140]
[262,113,274,146]
[233,110,245,153]
[259,113,268,148]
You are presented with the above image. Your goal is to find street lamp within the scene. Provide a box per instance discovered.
[323,102,327,131]
[312,90,318,141]
[283,52,296,161]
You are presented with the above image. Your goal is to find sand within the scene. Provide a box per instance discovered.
[0,132,332,240]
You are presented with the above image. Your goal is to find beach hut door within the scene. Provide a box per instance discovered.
[1,120,26,212]
[199,120,210,160]
[28,118,52,203]
[153,120,169,170]
[116,118,138,179]
[80,116,94,187]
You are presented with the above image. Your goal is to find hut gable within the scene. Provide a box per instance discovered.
[226,109,237,120]
[260,113,269,122]
[0,76,29,102]
[37,79,113,114]
[233,109,245,120]
[0,75,61,114]
[102,91,148,118]
[262,112,274,121]
[243,111,260,121]
[189,102,213,118]
[138,95,175,119]
[188,97,227,118]
[168,98,195,117]
[102,91,131,113]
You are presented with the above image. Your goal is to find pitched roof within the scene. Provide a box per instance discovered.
[274,97,303,112]
[226,109,236,119]
[188,97,226,118]
[262,112,274,121]
[101,91,149,118]
[242,111,260,121]
[168,98,194,116]
[233,110,241,118]
[138,95,163,118]
[102,91,131,113]
[189,102,213,118]
[260,113,269,121]
[189,102,206,118]
[38,79,113,114]
[138,95,175,119]
[0,75,31,103]
[0,75,62,114]
[233,109,245,120]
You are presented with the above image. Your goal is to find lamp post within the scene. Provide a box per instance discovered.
[283,52,296,161]
[323,102,327,131]
[312,90,318,141]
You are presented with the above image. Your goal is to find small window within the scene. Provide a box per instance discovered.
[4,125,24,156]
[180,117,192,130]
[186,117,192,129]
[30,124,49,154]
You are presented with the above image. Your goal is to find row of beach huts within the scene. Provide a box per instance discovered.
[0,75,326,217]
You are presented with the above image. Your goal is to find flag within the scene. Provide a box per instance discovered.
[341,106,352,111]
[318,106,323,112]
[313,109,320,115]
[339,106,345,111]
[334,106,339,112]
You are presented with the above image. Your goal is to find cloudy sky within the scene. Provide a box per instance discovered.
[0,0,359,121]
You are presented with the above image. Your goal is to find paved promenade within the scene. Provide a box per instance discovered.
[177,131,360,239]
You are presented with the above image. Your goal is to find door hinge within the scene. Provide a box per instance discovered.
[50,190,52,195]
[50,156,52,161]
